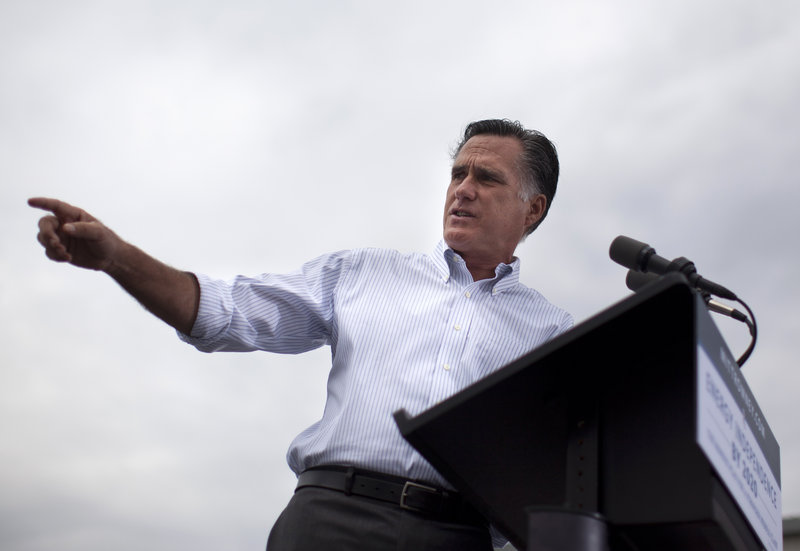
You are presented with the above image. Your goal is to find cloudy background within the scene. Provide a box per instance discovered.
[2,1,798,549]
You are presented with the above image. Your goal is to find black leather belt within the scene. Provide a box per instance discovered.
[296,466,487,527]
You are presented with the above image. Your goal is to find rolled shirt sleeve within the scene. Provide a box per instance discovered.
[179,250,353,354]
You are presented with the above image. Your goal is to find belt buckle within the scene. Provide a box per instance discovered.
[400,481,439,512]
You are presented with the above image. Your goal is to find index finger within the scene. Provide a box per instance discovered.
[28,197,82,220]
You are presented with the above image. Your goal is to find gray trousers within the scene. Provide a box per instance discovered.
[267,487,492,551]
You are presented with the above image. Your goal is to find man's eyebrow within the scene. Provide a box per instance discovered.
[451,164,507,183]
[474,165,506,183]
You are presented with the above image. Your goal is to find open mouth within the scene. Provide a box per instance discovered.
[450,209,475,218]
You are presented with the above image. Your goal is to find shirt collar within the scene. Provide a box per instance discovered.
[431,240,521,293]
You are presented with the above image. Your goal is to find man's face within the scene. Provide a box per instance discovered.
[443,135,545,267]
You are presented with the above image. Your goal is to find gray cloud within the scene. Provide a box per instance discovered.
[2,1,799,549]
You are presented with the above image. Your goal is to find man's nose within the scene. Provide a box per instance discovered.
[455,175,478,200]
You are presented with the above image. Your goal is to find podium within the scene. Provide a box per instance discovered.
[394,274,781,550]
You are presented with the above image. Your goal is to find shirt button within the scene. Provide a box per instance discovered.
[453,324,461,331]
[443,363,451,371]
[465,291,472,298]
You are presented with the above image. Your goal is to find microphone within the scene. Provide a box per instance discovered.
[625,270,748,323]
[610,235,737,300]
[615,236,757,367]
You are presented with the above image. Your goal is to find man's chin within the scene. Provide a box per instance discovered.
[443,232,470,252]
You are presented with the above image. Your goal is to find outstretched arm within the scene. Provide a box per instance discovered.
[29,197,200,335]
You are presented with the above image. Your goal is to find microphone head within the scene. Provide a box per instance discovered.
[609,235,653,271]
[626,270,659,292]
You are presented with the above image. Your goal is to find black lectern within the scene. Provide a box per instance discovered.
[394,274,781,551]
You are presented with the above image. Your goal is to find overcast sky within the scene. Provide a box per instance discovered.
[2,1,799,549]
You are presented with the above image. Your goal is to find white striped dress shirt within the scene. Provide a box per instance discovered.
[180,240,573,489]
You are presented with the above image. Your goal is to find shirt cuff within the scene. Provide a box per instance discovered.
[177,273,234,351]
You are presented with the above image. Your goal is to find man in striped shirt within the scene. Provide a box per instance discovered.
[30,119,572,550]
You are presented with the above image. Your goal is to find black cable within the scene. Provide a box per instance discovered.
[735,297,757,368]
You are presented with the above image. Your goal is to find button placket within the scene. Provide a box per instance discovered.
[435,283,478,380]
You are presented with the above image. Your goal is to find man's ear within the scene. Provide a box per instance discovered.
[525,194,547,228]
